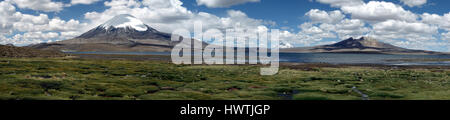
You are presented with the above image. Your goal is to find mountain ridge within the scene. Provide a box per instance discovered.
[281,37,446,55]
[28,14,445,55]
[29,14,203,52]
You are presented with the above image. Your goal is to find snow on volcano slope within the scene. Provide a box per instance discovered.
[100,14,148,31]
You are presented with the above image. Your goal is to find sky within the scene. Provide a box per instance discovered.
[0,0,449,52]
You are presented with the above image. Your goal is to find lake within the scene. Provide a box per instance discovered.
[69,52,450,66]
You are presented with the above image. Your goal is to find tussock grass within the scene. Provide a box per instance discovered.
[0,57,449,100]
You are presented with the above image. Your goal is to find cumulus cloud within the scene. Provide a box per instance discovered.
[334,19,370,39]
[306,9,345,24]
[442,32,450,41]
[388,40,449,51]
[421,12,450,31]
[290,9,369,46]
[84,0,273,33]
[277,23,334,47]
[71,0,102,5]
[293,19,370,45]
[400,0,427,7]
[372,20,438,42]
[315,0,364,7]
[341,1,418,22]
[11,13,51,32]
[0,0,87,45]
[49,18,88,31]
[7,0,64,12]
[1,32,59,45]
[0,1,16,34]
[196,0,260,8]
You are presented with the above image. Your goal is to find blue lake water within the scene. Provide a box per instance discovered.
[69,52,450,66]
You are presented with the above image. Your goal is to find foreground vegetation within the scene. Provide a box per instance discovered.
[0,57,449,100]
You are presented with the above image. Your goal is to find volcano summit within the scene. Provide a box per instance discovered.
[30,14,185,52]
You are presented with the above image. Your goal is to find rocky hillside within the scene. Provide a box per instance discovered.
[0,45,65,58]
[281,37,444,55]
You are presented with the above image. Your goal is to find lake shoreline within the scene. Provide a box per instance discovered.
[71,53,450,69]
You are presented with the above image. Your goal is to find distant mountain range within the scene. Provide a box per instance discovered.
[30,14,204,52]
[29,14,445,55]
[281,37,446,55]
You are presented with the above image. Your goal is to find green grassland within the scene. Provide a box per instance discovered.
[0,57,449,100]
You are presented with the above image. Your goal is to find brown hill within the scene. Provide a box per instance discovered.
[281,37,444,55]
[0,45,65,58]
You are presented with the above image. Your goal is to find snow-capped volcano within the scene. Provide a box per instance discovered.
[76,14,165,39]
[100,14,148,31]
[29,14,207,52]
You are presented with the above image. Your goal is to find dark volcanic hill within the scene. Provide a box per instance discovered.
[0,44,65,57]
[30,14,203,52]
[281,37,443,55]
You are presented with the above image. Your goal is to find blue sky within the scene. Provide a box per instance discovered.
[0,0,449,52]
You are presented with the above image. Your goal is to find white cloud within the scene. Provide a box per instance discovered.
[16,13,49,25]
[84,0,272,33]
[442,32,450,41]
[20,32,59,40]
[334,19,370,39]
[71,0,101,5]
[306,9,345,24]
[421,12,450,31]
[388,39,449,52]
[315,0,364,7]
[0,1,16,34]
[289,22,337,46]
[11,13,51,32]
[291,9,370,45]
[341,1,418,22]
[0,1,88,45]
[59,31,80,40]
[373,20,437,35]
[400,0,427,7]
[1,32,59,45]
[293,19,369,46]
[105,0,141,7]
[8,0,64,12]
[48,18,87,32]
[372,20,438,42]
[196,0,260,8]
